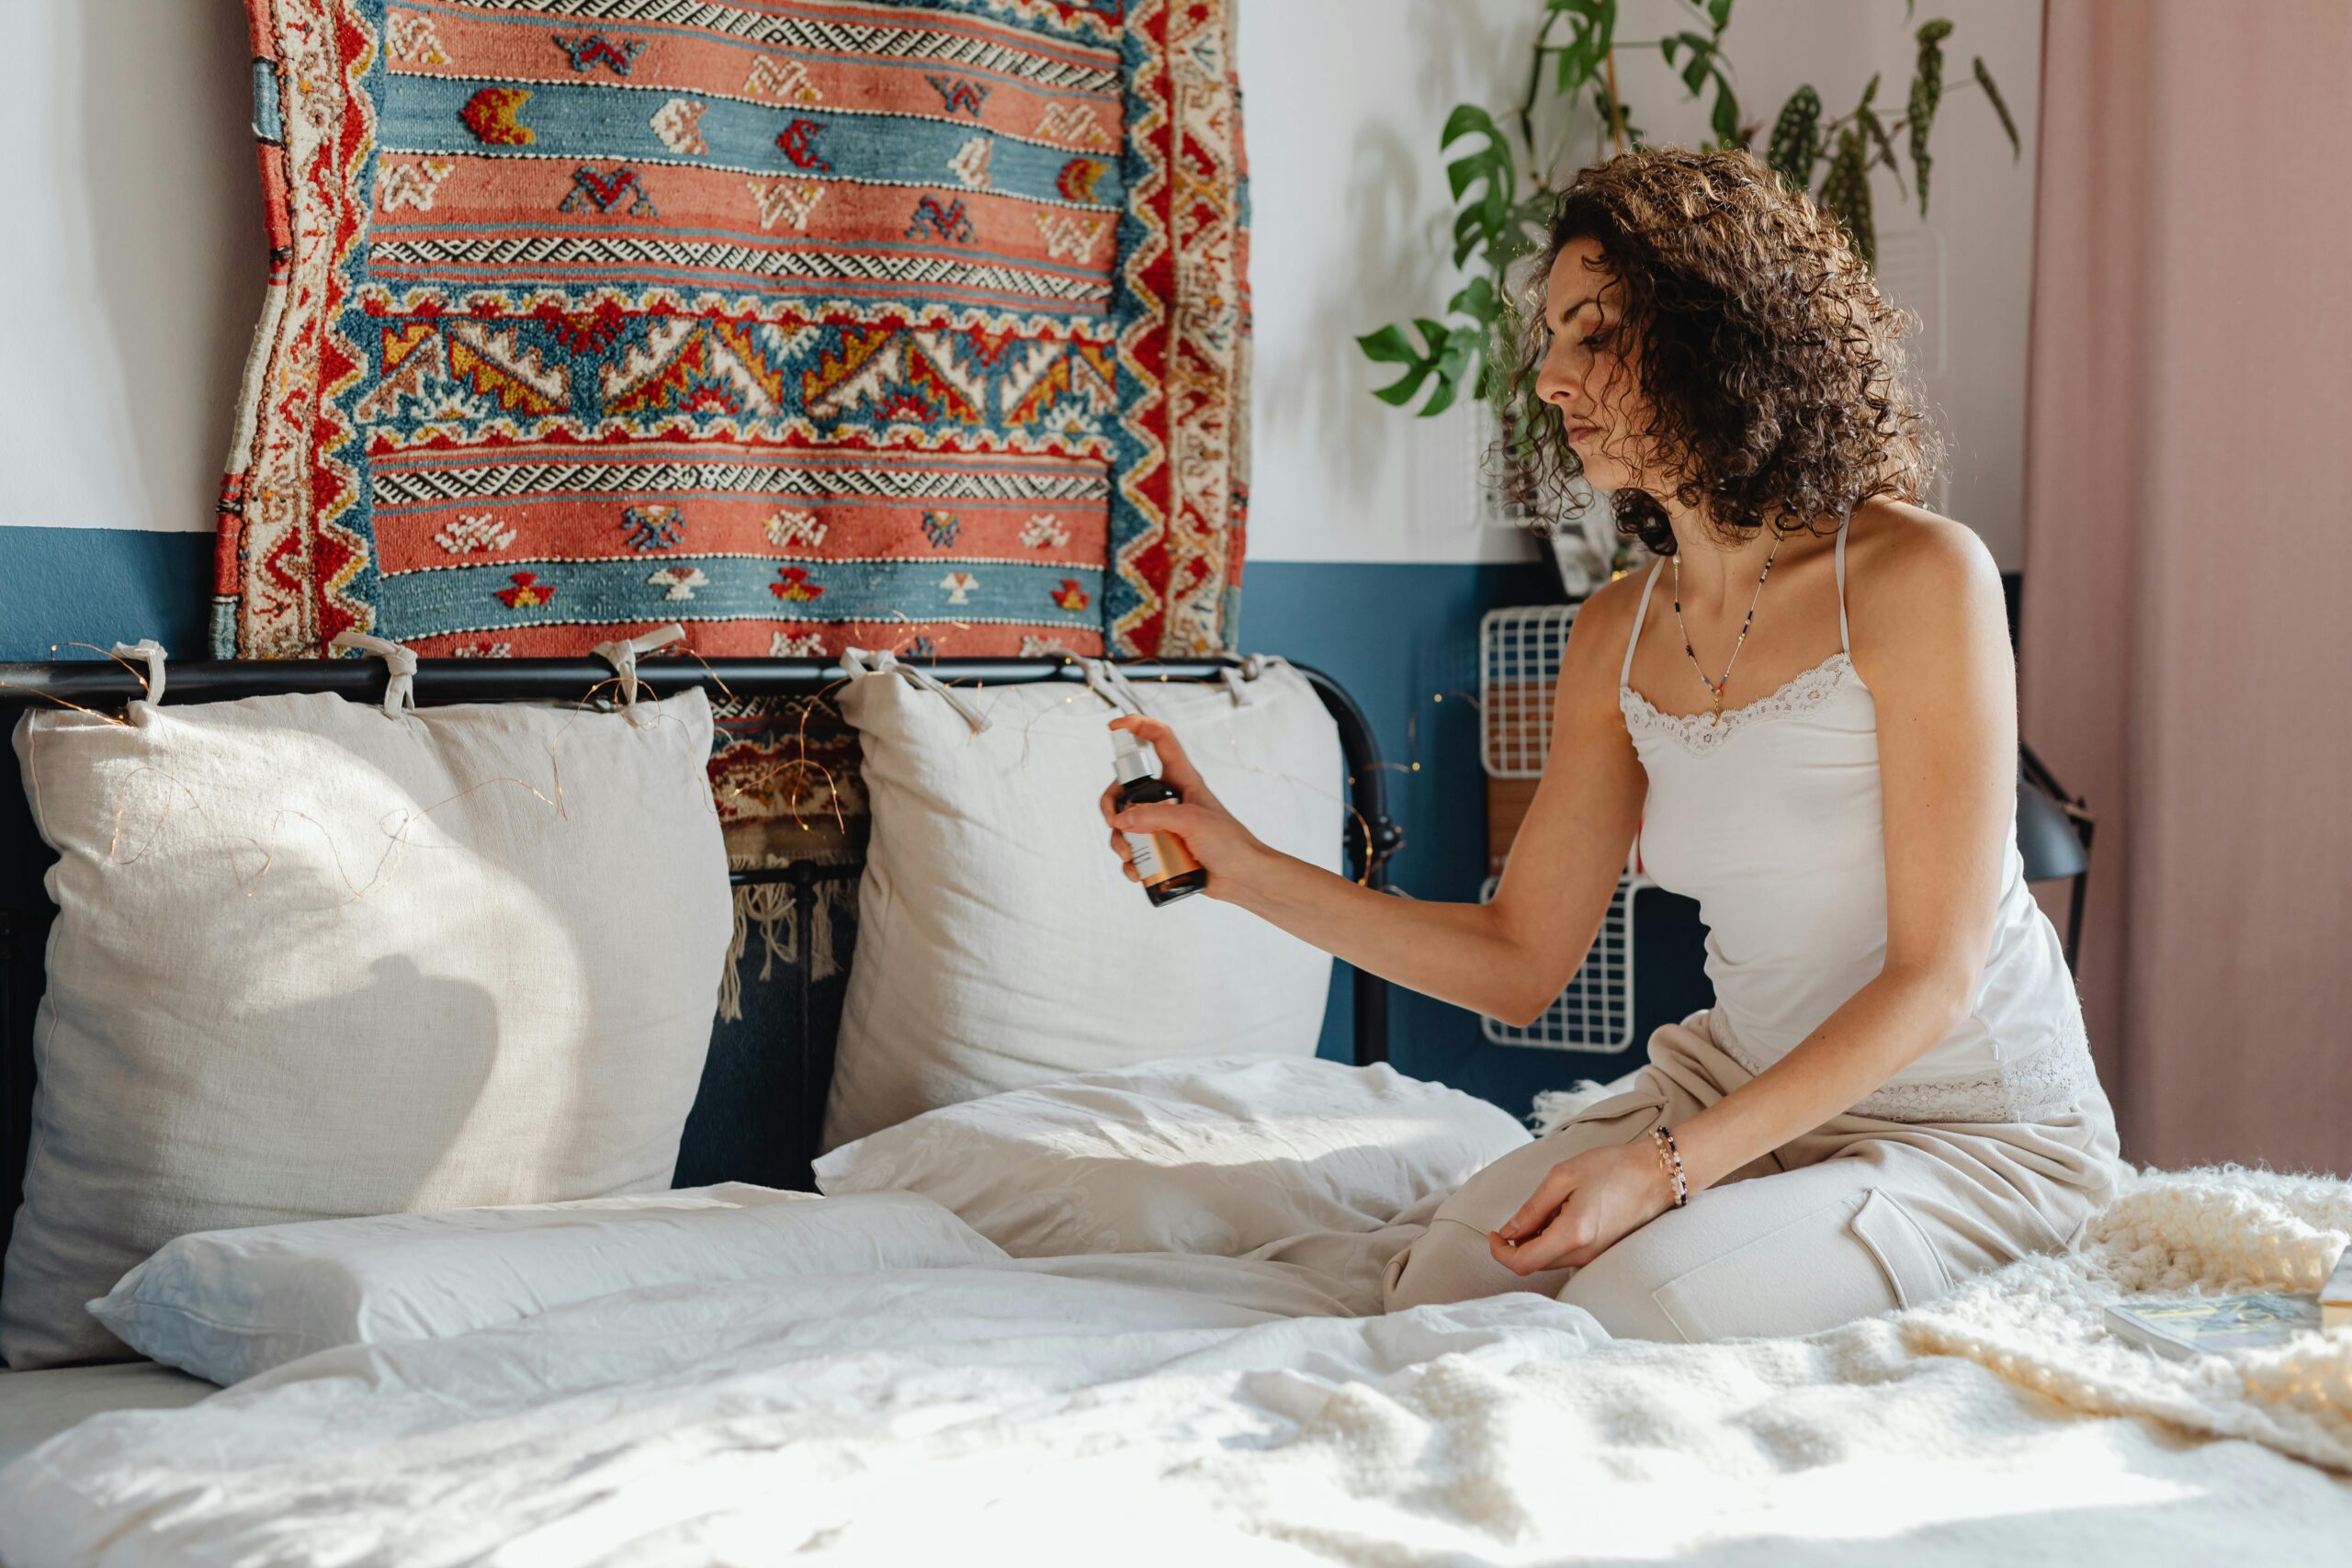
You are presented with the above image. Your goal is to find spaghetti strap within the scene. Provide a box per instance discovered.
[1621,558,1665,686]
[1833,518,1851,656]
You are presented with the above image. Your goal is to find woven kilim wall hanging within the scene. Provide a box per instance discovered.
[217,0,1249,660]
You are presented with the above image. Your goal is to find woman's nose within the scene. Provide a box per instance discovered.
[1537,344,1577,398]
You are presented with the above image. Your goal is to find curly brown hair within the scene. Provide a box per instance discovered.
[1498,145,1941,556]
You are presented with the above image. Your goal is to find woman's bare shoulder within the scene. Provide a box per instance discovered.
[1561,561,1654,668]
[1849,499,2000,601]
[1846,500,2007,672]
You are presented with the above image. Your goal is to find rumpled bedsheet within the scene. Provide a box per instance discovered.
[6,1171,2350,1564]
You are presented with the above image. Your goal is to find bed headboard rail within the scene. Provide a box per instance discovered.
[0,657,1400,1275]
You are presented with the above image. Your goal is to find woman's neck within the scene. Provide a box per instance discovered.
[1660,502,1836,610]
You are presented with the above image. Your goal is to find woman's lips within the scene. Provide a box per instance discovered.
[1566,423,1597,443]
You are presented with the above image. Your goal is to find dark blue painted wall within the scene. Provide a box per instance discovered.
[0,526,1707,1117]
[1244,560,1708,1112]
[0,529,211,663]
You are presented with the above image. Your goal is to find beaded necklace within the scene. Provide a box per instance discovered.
[1670,530,1785,727]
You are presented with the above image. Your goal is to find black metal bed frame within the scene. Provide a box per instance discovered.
[0,656,1405,1274]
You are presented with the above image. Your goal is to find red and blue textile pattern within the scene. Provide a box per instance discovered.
[217,0,1248,660]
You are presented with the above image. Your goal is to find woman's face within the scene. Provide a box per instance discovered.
[1533,237,1644,491]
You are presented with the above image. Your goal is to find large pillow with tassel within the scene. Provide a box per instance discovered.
[819,654,1342,1152]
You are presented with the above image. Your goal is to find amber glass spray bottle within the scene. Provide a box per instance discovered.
[1111,728,1207,906]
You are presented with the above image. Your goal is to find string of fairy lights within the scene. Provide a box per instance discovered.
[5,635,1488,901]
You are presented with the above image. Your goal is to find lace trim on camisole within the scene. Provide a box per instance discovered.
[1709,1005,2101,1124]
[1620,651,1856,757]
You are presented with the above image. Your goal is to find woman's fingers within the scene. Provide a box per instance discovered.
[1107,714,1209,797]
[1493,1159,1580,1243]
[1489,1198,1603,1275]
[1487,1160,1600,1276]
[1108,829,1139,879]
[1109,800,1200,839]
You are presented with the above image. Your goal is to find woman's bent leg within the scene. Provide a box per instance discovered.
[1557,1153,1957,1341]
[1385,1006,2121,1337]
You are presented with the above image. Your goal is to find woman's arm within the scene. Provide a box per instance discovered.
[1101,575,1650,1027]
[1491,512,2021,1272]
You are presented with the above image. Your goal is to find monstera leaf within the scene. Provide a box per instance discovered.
[1359,319,1476,417]
[1550,0,1619,96]
[1444,105,1517,268]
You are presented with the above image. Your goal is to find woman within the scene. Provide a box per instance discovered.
[1101,146,2120,1343]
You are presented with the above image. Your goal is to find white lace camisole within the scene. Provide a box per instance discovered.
[1617,522,2099,1124]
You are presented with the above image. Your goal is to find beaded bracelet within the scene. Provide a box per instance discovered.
[1649,1125,1690,1208]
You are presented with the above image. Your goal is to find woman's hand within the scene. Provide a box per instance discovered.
[1097,715,1272,900]
[1487,1136,1679,1276]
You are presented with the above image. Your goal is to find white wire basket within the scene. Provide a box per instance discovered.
[1479,604,1579,777]
[1478,601,1646,1053]
[1478,870,1647,1053]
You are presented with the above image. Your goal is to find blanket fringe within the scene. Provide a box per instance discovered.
[717,876,847,1022]
[1528,1077,1633,1134]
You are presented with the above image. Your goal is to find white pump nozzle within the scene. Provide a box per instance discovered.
[1110,727,1155,785]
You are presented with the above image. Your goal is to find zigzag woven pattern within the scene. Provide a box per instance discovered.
[216,0,1248,660]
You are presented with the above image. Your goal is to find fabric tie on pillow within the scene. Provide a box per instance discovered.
[107,641,168,710]
[591,622,689,724]
[840,648,990,735]
[1218,653,1289,708]
[1076,657,1152,716]
[328,630,419,717]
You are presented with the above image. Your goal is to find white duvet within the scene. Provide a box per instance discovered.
[7,1177,2352,1565]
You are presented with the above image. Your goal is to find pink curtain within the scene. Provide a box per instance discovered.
[2022,0,2352,1174]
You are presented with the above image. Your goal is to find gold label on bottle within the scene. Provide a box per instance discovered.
[1149,830,1201,878]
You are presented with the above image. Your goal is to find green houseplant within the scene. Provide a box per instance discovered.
[1358,0,2018,431]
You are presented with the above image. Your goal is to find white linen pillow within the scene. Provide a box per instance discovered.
[88,1186,1008,1385]
[813,1054,1533,1258]
[3,686,732,1369]
[821,657,1343,1151]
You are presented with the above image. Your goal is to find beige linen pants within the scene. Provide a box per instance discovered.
[1383,1010,2121,1341]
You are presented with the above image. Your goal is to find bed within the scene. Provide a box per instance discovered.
[1,657,2347,1565]
[0,656,1402,1460]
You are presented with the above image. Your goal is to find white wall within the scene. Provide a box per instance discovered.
[1239,0,2044,569]
[0,0,2041,570]
[1,1,262,533]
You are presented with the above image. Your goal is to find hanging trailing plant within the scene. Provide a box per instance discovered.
[1359,0,2019,424]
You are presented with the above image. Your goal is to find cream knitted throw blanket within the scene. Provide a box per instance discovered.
[1538,1077,2352,1468]
[1901,1163,2352,1471]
